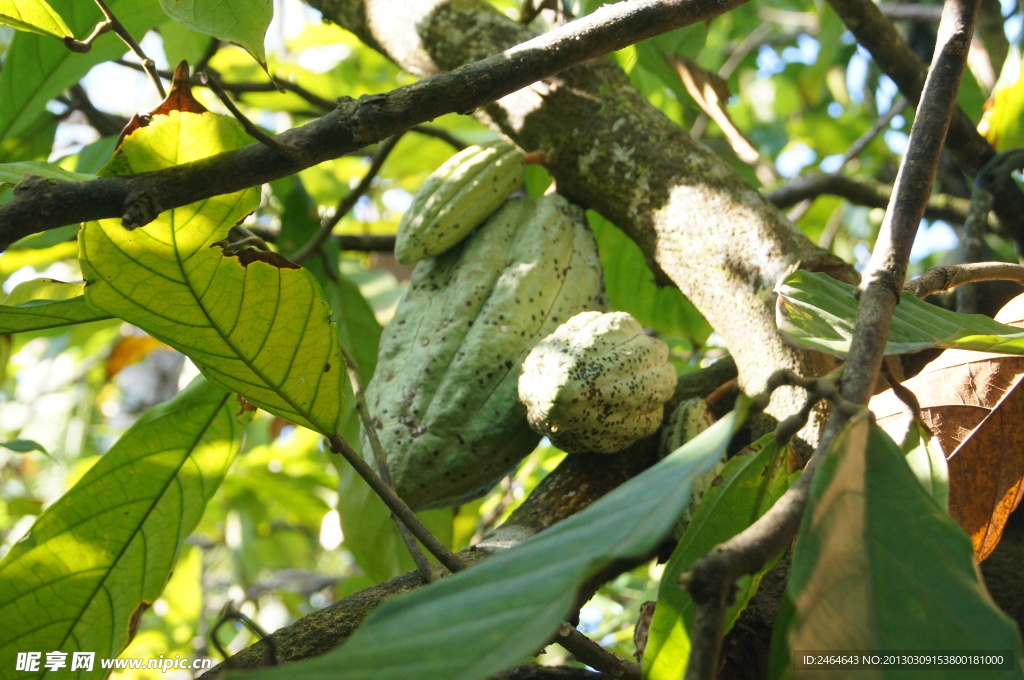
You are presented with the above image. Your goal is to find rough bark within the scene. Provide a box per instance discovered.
[312,0,853,440]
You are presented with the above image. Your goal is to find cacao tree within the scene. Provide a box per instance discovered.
[1,0,1024,679]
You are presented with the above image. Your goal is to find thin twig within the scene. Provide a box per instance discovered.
[200,70,296,158]
[327,433,465,574]
[765,173,981,227]
[91,0,166,97]
[681,0,980,676]
[555,623,641,680]
[907,261,1024,298]
[63,21,112,53]
[337,343,439,583]
[291,134,404,264]
[834,95,907,173]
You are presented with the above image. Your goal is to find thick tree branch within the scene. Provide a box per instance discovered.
[0,0,753,250]
[682,0,980,676]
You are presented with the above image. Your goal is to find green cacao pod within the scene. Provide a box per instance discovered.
[518,311,676,454]
[364,194,606,510]
[394,141,525,265]
[660,397,723,532]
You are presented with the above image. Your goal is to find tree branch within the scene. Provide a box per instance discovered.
[0,0,754,249]
[681,0,980,676]
[824,0,1024,245]
[765,173,984,227]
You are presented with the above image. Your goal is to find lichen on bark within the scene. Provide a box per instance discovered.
[310,0,854,441]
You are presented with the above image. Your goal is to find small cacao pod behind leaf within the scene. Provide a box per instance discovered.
[394,140,525,265]
[660,397,723,533]
[364,194,606,510]
[518,311,676,454]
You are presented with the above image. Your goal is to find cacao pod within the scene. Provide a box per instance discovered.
[364,194,606,510]
[518,311,676,454]
[394,141,524,265]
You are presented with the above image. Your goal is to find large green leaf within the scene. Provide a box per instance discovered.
[0,0,167,158]
[0,278,112,332]
[786,413,1023,678]
[158,0,271,67]
[589,212,711,343]
[245,400,752,680]
[643,435,797,680]
[0,377,244,678]
[79,109,347,435]
[776,270,1024,356]
[0,0,72,39]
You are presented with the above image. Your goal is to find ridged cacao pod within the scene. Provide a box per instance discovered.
[394,141,524,265]
[518,311,676,454]
[364,194,606,510]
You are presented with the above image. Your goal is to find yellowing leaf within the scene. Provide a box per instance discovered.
[0,0,73,39]
[979,56,1024,151]
[158,0,272,68]
[79,108,346,435]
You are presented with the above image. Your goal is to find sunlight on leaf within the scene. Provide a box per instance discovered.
[0,278,112,332]
[158,0,272,68]
[776,270,1024,356]
[0,377,244,673]
[0,0,167,157]
[786,413,1023,678]
[243,400,752,680]
[79,108,347,435]
[0,0,72,39]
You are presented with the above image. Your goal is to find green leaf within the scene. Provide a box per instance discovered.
[0,160,94,187]
[0,377,244,676]
[643,435,797,680]
[158,0,272,67]
[0,438,48,454]
[0,0,72,39]
[79,109,347,435]
[245,400,752,680]
[787,413,1023,677]
[776,270,1024,356]
[900,419,949,510]
[589,212,711,342]
[0,279,112,332]
[273,177,452,581]
[0,0,167,157]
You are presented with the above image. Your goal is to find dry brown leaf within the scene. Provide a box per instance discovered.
[869,293,1024,560]
[106,334,169,378]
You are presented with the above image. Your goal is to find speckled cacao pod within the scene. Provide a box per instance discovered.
[394,141,524,265]
[364,194,606,510]
[518,311,676,454]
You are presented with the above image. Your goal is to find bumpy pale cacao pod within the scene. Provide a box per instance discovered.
[364,194,606,510]
[660,397,724,530]
[394,141,524,265]
[518,311,676,454]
